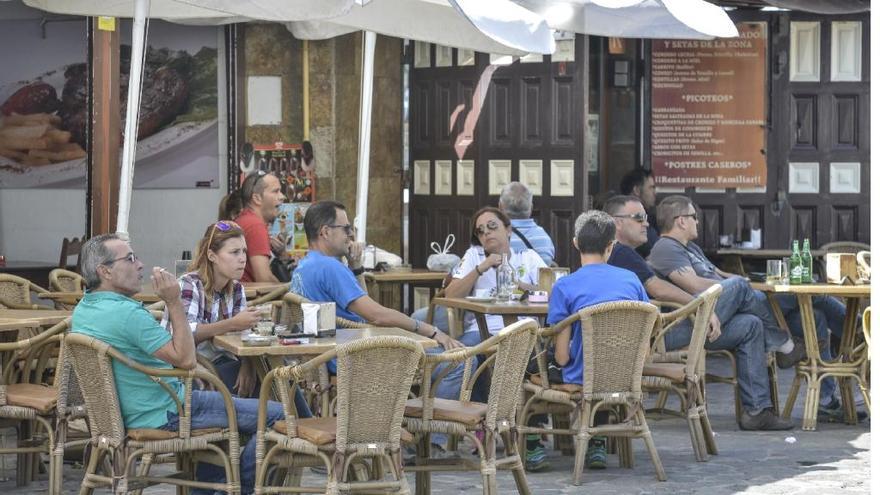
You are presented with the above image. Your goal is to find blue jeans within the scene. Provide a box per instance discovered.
[212,355,312,414]
[665,277,773,414]
[162,389,296,495]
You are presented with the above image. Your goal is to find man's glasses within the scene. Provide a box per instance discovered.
[327,224,354,235]
[676,213,698,220]
[474,220,500,237]
[613,213,648,223]
[104,252,138,266]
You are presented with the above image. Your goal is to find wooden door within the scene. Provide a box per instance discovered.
[408,39,589,270]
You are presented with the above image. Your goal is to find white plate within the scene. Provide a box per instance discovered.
[465,296,495,303]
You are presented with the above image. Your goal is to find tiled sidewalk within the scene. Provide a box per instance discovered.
[0,359,870,494]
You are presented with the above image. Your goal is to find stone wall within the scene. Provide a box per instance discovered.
[243,26,402,255]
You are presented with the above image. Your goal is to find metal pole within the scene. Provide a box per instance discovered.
[115,0,150,238]
[354,30,376,243]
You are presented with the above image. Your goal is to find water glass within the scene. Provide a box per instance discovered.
[766,260,782,284]
[781,257,791,285]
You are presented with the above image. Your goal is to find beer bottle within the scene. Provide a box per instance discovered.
[789,240,802,285]
[801,238,812,284]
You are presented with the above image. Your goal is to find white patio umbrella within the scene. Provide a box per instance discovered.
[23,0,358,236]
[177,0,556,241]
[516,0,739,39]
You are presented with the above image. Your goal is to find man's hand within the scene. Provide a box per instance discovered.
[433,330,464,350]
[234,359,256,397]
[707,313,722,342]
[230,306,261,332]
[270,233,288,257]
[152,267,180,305]
[346,241,365,269]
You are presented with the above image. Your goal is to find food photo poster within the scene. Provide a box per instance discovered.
[0,4,220,189]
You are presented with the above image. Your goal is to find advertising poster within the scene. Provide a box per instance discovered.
[269,202,310,262]
[0,8,220,188]
[650,22,767,189]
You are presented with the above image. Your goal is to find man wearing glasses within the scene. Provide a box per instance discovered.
[649,195,860,424]
[72,234,288,493]
[604,195,793,431]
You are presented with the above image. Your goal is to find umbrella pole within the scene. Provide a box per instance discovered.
[116,0,150,238]
[354,30,376,244]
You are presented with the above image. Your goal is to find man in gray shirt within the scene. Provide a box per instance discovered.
[647,195,802,430]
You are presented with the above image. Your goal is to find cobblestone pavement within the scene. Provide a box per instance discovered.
[0,360,870,494]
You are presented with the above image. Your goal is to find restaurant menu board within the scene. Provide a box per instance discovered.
[650,22,767,189]
[270,203,310,261]
[249,143,316,203]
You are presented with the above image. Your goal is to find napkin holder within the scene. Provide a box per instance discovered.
[826,253,858,284]
[302,302,336,335]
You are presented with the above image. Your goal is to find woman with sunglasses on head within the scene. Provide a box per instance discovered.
[160,221,263,397]
[444,206,547,348]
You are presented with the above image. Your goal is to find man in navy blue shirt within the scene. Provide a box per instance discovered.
[603,195,792,431]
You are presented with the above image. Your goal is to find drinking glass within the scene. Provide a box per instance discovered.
[781,257,791,285]
[766,260,782,284]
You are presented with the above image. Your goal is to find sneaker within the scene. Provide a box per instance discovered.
[402,445,416,466]
[309,465,328,475]
[818,398,868,423]
[586,437,607,470]
[431,442,458,459]
[739,408,794,431]
[776,338,806,369]
[525,444,550,472]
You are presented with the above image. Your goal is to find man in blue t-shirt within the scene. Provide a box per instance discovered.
[290,200,467,453]
[546,210,647,469]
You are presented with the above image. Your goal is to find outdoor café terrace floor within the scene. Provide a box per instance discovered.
[0,357,870,494]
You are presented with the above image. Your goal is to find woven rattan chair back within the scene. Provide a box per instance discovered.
[668,285,722,379]
[0,274,33,308]
[579,301,659,400]
[485,319,539,426]
[275,292,307,327]
[48,269,84,293]
[63,333,127,448]
[334,336,425,448]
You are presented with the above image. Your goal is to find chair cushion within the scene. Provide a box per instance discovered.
[5,383,58,414]
[404,398,487,427]
[642,363,687,383]
[527,374,582,394]
[127,427,223,441]
[272,417,414,445]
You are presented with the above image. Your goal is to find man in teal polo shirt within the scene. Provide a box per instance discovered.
[72,234,293,495]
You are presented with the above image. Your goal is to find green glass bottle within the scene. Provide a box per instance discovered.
[801,238,812,284]
[789,240,802,285]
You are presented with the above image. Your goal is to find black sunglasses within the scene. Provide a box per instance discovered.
[474,220,501,237]
[327,224,354,235]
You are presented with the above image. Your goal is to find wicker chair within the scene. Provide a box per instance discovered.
[518,302,664,485]
[642,284,722,462]
[64,333,242,495]
[254,335,425,494]
[0,317,73,492]
[47,269,85,310]
[0,273,50,310]
[404,319,538,495]
[247,285,290,307]
[856,307,871,417]
[273,292,368,416]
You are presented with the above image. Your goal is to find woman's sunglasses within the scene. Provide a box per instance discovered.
[205,221,241,252]
[474,220,500,237]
